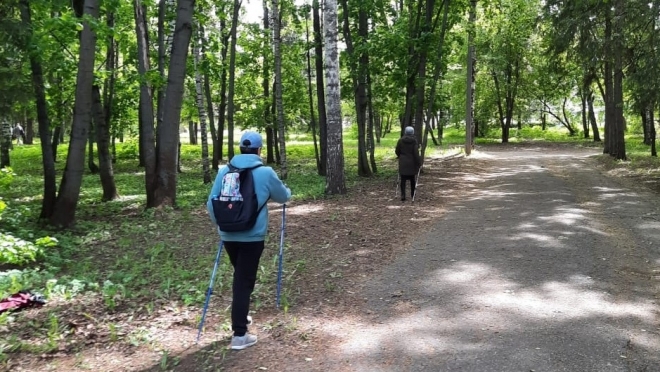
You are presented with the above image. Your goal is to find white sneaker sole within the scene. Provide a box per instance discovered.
[230,339,257,350]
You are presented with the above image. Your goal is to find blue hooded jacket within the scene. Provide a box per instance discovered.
[207,154,291,242]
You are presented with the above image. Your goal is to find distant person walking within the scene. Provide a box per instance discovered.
[395,126,421,201]
[12,124,24,145]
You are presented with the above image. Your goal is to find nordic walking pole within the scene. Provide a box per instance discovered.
[276,204,287,309]
[412,166,422,202]
[395,174,400,198]
[196,240,224,343]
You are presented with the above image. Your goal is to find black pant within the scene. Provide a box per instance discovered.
[400,174,416,199]
[224,241,265,336]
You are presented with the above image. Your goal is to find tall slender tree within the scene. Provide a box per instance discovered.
[465,0,476,155]
[193,25,211,184]
[50,0,99,227]
[272,0,288,179]
[227,0,241,160]
[313,0,327,176]
[152,0,195,206]
[18,0,57,219]
[134,0,157,207]
[324,0,346,194]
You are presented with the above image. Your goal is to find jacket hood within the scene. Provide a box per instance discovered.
[401,135,417,144]
[229,154,263,169]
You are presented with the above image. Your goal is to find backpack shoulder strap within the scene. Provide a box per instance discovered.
[247,164,269,212]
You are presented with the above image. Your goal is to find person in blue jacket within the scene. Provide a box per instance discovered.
[207,131,291,350]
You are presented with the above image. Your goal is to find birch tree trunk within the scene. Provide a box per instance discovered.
[272,0,288,179]
[50,0,99,228]
[193,27,211,184]
[324,0,346,194]
[153,0,195,206]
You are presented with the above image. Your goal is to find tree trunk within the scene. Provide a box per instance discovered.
[153,0,195,207]
[188,120,196,144]
[25,118,34,145]
[0,121,10,168]
[367,69,377,173]
[217,15,229,163]
[465,0,476,153]
[52,125,62,161]
[104,18,117,164]
[603,10,613,155]
[305,11,321,173]
[651,103,657,157]
[403,0,423,132]
[193,30,212,184]
[413,0,435,144]
[263,0,275,165]
[587,92,601,142]
[581,88,590,138]
[422,0,450,159]
[201,26,218,171]
[92,85,119,201]
[313,0,327,176]
[272,0,288,179]
[88,121,99,173]
[50,0,99,227]
[227,0,241,160]
[324,0,346,194]
[642,109,650,145]
[611,0,626,160]
[135,0,157,207]
[339,0,370,177]
[156,0,167,146]
[20,0,57,218]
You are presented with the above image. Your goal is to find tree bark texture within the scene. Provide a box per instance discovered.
[313,0,328,176]
[272,0,288,179]
[227,0,241,160]
[154,0,195,206]
[135,0,157,208]
[324,0,346,194]
[312,0,328,176]
[19,0,57,219]
[92,85,119,201]
[50,0,99,228]
[193,30,212,184]
[305,11,321,173]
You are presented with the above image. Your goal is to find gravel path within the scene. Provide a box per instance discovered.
[327,146,660,371]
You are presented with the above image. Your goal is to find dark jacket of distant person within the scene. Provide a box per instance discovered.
[395,130,421,176]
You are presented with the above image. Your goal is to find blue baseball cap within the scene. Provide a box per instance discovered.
[239,131,263,149]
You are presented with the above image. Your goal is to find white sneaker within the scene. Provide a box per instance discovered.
[230,333,257,350]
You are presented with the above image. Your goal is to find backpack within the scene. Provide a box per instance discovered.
[211,164,266,232]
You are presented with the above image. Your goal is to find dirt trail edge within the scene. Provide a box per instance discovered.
[319,145,660,372]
